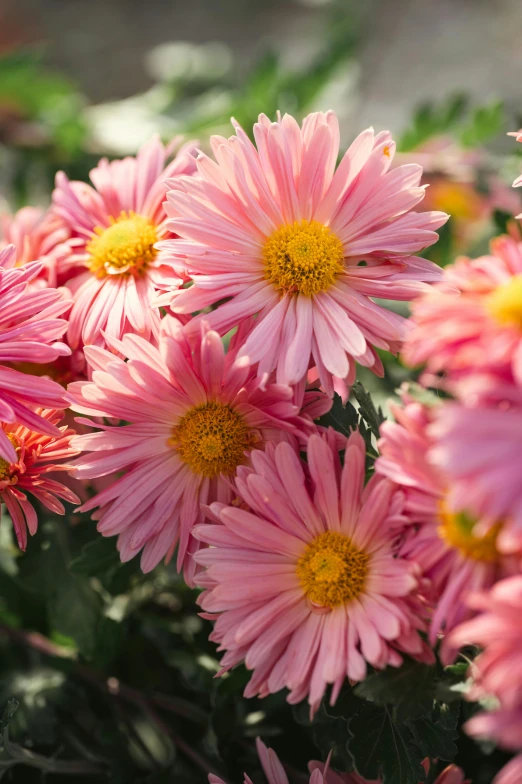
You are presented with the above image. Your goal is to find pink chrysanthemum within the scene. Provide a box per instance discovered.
[404,235,522,386]
[52,135,197,350]
[376,391,520,662]
[493,755,522,784]
[1,205,76,287]
[158,112,446,392]
[0,409,79,550]
[208,737,378,784]
[193,431,431,711]
[0,244,72,462]
[67,316,306,582]
[311,759,467,784]
[430,376,522,554]
[450,577,522,778]
[508,130,522,192]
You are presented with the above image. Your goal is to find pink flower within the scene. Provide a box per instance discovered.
[508,130,522,191]
[68,317,305,582]
[403,235,522,387]
[193,430,431,711]
[209,737,378,784]
[493,755,522,784]
[430,377,522,554]
[450,577,522,772]
[1,205,76,287]
[311,759,467,784]
[0,244,72,462]
[0,410,79,550]
[52,135,197,350]
[158,112,446,393]
[376,390,519,662]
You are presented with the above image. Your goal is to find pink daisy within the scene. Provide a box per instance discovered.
[52,135,197,350]
[430,375,522,554]
[376,391,520,662]
[310,759,467,784]
[493,756,522,784]
[0,244,72,462]
[0,409,79,550]
[158,112,446,392]
[508,130,522,191]
[208,737,378,784]
[450,577,522,778]
[193,430,431,711]
[67,316,306,582]
[403,235,522,387]
[1,205,76,288]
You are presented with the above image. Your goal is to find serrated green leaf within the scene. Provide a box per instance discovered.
[354,661,437,722]
[317,394,357,437]
[351,381,386,439]
[407,702,459,761]
[348,702,426,784]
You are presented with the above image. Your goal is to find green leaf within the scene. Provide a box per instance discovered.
[91,617,125,668]
[399,382,444,408]
[493,209,512,234]
[351,381,386,440]
[69,536,121,578]
[44,524,102,660]
[47,576,101,660]
[347,702,426,784]
[354,661,438,722]
[0,700,18,749]
[407,702,459,762]
[459,100,505,148]
[317,393,357,437]
[398,94,468,151]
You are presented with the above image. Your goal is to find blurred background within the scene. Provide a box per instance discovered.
[2,0,522,398]
[1,0,522,178]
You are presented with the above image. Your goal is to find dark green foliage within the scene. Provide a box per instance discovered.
[0,380,508,782]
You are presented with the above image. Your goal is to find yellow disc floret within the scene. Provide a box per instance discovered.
[296,531,370,608]
[486,275,522,330]
[438,502,501,562]
[0,434,20,481]
[171,401,256,478]
[263,220,344,297]
[86,211,158,278]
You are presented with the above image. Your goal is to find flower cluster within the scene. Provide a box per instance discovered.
[375,131,522,778]
[4,108,522,781]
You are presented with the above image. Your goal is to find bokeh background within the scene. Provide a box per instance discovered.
[2,0,522,167]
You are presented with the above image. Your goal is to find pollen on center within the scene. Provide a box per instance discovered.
[263,219,344,298]
[296,530,370,608]
[437,501,501,563]
[86,211,158,278]
[486,275,522,331]
[170,401,256,478]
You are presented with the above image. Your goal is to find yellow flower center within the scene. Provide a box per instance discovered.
[170,401,256,478]
[0,434,19,481]
[263,220,344,297]
[438,502,501,562]
[296,531,370,608]
[86,211,158,278]
[486,275,522,330]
